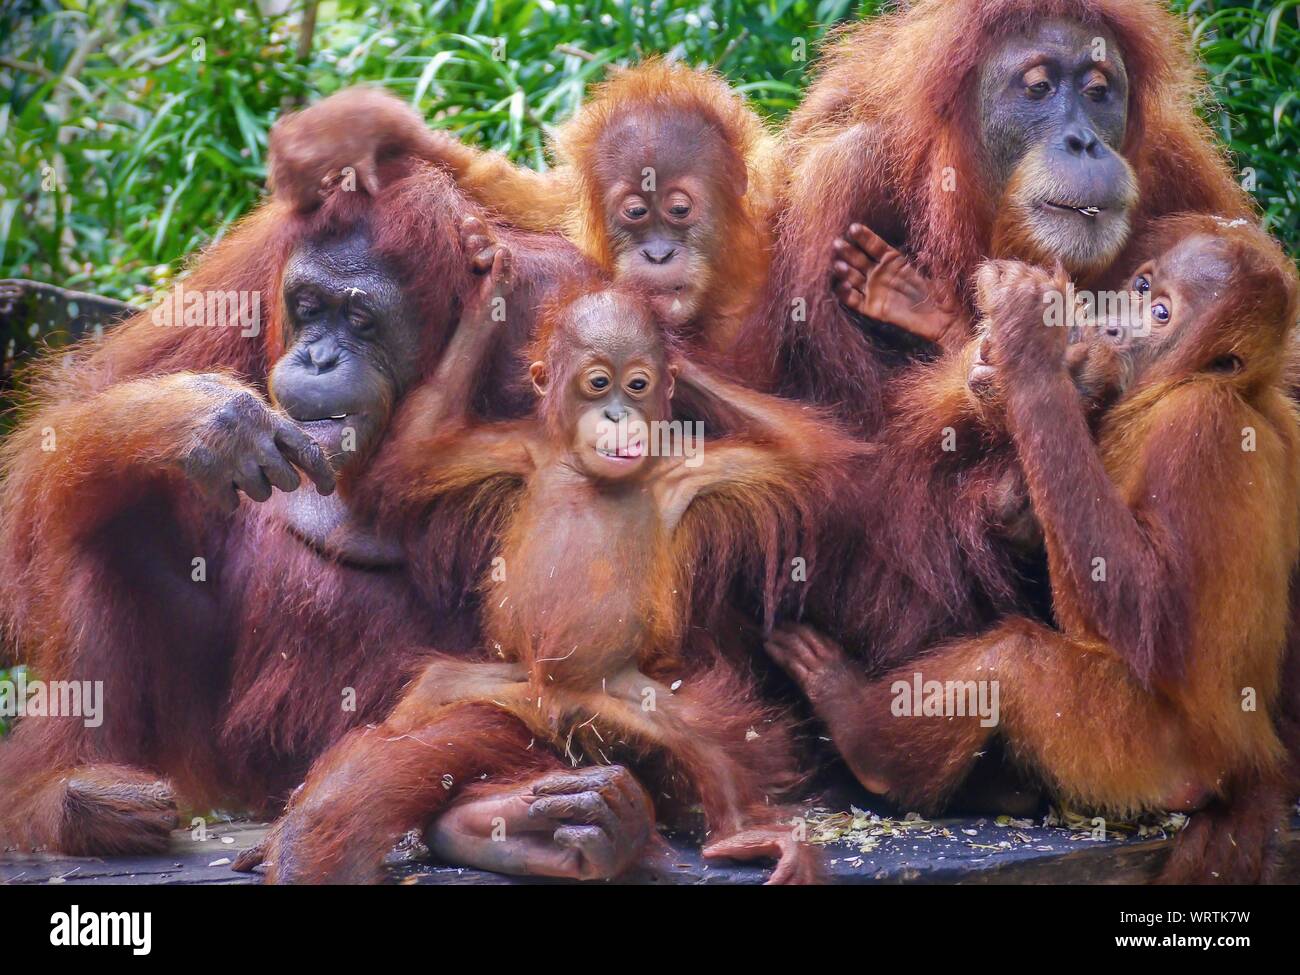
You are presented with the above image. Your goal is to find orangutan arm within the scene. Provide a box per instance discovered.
[269,86,571,231]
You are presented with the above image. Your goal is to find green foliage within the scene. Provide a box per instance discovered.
[1,0,317,301]
[0,0,875,304]
[1179,0,1300,254]
[0,0,1295,315]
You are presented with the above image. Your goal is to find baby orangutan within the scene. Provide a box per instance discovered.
[772,215,1300,882]
[258,228,858,883]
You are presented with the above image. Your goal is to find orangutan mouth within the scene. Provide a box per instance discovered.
[1044,201,1103,219]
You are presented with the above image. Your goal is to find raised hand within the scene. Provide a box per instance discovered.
[459,215,514,316]
[833,223,964,345]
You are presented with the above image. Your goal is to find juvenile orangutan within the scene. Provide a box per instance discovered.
[254,241,861,884]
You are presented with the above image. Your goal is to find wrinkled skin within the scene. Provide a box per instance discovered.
[837,18,1138,344]
[428,767,660,880]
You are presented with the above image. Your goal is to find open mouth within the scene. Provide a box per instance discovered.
[596,441,644,461]
[1043,201,1104,219]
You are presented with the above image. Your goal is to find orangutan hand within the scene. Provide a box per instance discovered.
[833,223,966,348]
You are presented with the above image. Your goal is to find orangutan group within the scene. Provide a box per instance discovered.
[2,0,1298,885]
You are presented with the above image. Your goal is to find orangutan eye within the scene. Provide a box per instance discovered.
[1134,275,1151,294]
[587,372,611,393]
[627,376,649,393]
[1023,67,1053,100]
[1151,301,1171,324]
[294,293,321,319]
[623,197,649,220]
[349,310,375,335]
[1081,69,1109,102]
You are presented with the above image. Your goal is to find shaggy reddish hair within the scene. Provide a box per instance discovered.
[745,0,1253,435]
[793,0,1250,285]
[557,58,777,325]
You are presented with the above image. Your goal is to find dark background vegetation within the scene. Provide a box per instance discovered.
[1,1,1296,302]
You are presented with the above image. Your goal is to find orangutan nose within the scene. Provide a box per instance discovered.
[642,246,677,265]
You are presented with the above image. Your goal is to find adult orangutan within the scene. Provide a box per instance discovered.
[0,161,656,880]
[744,0,1251,436]
[746,0,1272,826]
[771,215,1300,883]
[267,60,777,354]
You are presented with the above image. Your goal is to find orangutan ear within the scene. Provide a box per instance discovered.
[666,363,678,400]
[529,361,549,398]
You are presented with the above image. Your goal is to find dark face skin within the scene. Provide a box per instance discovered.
[593,113,728,327]
[530,292,676,483]
[269,232,423,471]
[980,19,1138,272]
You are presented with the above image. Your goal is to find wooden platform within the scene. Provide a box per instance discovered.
[5,801,1297,885]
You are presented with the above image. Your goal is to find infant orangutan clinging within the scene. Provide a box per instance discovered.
[770,215,1300,883]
